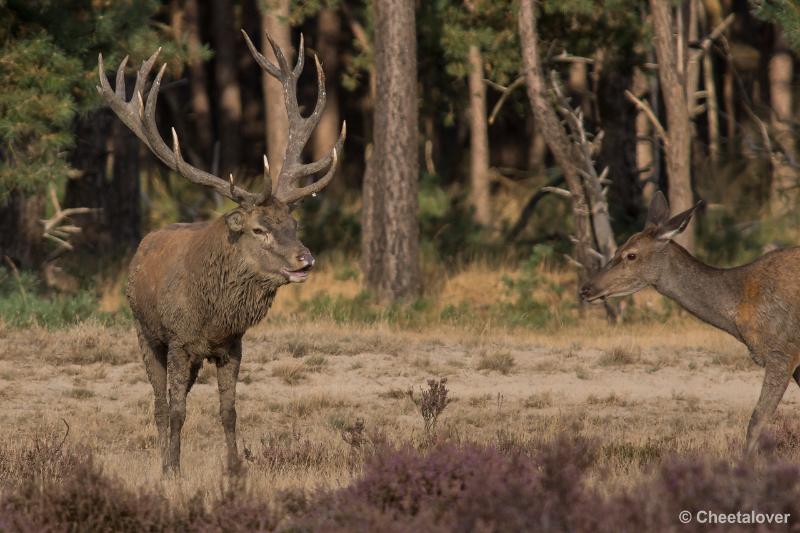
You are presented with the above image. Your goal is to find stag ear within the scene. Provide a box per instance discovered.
[656,201,702,241]
[225,209,246,233]
[646,191,670,227]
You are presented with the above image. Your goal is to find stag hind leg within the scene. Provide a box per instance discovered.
[137,328,169,472]
[165,345,192,475]
[745,354,792,456]
[216,338,243,474]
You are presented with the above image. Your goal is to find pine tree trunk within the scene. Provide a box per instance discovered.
[260,0,292,176]
[183,0,213,155]
[650,0,695,251]
[467,44,491,227]
[632,67,656,203]
[769,30,796,214]
[312,7,343,195]
[211,0,242,174]
[0,191,44,269]
[361,0,421,301]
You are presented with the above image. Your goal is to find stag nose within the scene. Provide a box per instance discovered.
[297,251,315,268]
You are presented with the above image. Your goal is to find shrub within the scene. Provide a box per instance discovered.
[476,351,516,374]
[408,378,451,440]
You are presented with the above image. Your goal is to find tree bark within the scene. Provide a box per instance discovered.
[260,0,292,176]
[518,0,597,282]
[211,0,242,174]
[650,0,695,251]
[0,191,44,269]
[467,44,491,227]
[183,0,213,155]
[313,7,344,195]
[632,67,656,203]
[361,0,421,301]
[769,29,797,214]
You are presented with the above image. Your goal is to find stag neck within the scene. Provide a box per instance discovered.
[652,242,744,339]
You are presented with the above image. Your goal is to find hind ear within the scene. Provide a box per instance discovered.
[225,209,246,233]
[646,191,670,227]
[656,201,702,241]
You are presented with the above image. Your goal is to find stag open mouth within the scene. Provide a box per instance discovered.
[281,264,313,283]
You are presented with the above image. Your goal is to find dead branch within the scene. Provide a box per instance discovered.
[485,75,525,125]
[625,90,668,146]
[41,184,98,255]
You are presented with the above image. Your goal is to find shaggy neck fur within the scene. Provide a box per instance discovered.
[653,243,744,340]
[190,219,280,340]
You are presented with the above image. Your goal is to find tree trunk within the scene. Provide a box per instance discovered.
[598,64,638,223]
[361,0,421,301]
[313,7,344,196]
[650,0,695,251]
[260,0,292,176]
[211,0,242,175]
[0,191,44,269]
[527,115,547,172]
[632,67,656,203]
[183,0,213,155]
[467,44,491,227]
[518,0,597,282]
[769,30,797,214]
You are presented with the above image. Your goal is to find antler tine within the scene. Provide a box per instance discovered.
[114,56,128,99]
[304,53,327,136]
[257,154,273,204]
[292,33,305,78]
[264,32,293,77]
[132,48,161,105]
[241,30,281,78]
[98,51,260,205]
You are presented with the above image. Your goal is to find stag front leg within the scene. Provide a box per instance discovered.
[216,338,243,474]
[166,345,192,475]
[745,353,792,456]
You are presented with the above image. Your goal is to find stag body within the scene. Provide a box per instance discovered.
[100,32,344,474]
[581,192,800,454]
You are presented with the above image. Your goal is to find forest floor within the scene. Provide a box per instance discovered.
[2,313,799,505]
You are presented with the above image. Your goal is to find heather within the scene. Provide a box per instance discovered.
[4,431,800,532]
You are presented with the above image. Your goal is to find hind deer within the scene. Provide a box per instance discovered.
[581,192,800,455]
[98,31,345,475]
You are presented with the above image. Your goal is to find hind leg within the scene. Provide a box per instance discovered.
[136,326,168,472]
[745,354,792,456]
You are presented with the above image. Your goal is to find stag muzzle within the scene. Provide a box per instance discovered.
[282,251,315,283]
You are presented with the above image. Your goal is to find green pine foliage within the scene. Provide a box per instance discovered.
[0,0,181,200]
[751,0,800,50]
[0,36,78,198]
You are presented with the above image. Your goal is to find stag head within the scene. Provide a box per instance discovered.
[98,31,345,284]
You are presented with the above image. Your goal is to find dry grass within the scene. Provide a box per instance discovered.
[0,270,782,510]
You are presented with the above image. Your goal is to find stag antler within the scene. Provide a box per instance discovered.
[242,30,346,205]
[97,51,269,205]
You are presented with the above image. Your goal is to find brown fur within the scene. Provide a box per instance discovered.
[582,192,800,455]
[128,200,312,474]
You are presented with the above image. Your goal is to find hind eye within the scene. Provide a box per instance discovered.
[626,252,638,261]
[253,228,266,236]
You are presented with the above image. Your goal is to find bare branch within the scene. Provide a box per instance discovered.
[624,90,668,146]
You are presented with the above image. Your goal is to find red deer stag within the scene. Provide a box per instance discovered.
[581,192,800,455]
[98,31,345,475]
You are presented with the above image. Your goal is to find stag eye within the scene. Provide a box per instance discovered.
[626,252,638,261]
[252,228,266,236]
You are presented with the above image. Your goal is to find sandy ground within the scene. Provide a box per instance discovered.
[2,317,799,502]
